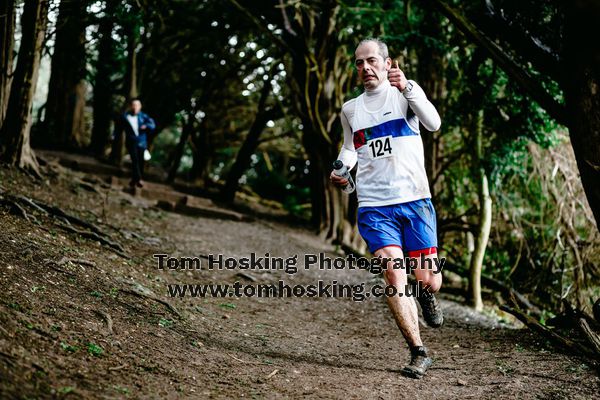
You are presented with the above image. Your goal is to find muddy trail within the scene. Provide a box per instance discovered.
[0,157,598,399]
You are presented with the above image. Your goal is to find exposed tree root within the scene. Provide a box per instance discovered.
[0,188,126,257]
[501,294,600,362]
[120,288,182,319]
[57,222,125,254]
[95,309,114,334]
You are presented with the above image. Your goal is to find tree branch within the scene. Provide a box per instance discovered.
[427,0,568,126]
[483,0,561,81]
[227,0,293,57]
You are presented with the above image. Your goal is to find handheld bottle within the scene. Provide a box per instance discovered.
[332,160,355,194]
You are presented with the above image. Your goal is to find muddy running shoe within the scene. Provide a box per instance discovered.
[417,290,443,328]
[401,346,432,379]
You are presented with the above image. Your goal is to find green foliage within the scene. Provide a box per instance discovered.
[87,342,104,357]
[158,318,173,328]
[60,342,79,353]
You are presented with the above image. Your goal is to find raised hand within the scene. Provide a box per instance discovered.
[388,60,408,91]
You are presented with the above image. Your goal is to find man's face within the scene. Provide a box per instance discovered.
[354,41,391,91]
[130,100,142,114]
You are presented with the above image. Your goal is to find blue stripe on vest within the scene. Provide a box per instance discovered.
[367,118,417,140]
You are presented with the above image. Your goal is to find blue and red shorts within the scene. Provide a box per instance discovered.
[357,198,437,256]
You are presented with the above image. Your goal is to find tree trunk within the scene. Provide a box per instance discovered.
[285,2,351,241]
[190,119,210,183]
[167,108,196,183]
[229,0,354,243]
[42,0,87,149]
[89,4,116,158]
[468,109,492,311]
[110,24,139,165]
[0,0,48,173]
[417,15,448,200]
[0,0,16,126]
[300,126,346,239]
[563,2,600,229]
[124,26,139,100]
[221,82,274,202]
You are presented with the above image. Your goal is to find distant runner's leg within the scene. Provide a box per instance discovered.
[126,142,141,185]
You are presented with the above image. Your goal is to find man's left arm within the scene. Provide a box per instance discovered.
[141,114,156,134]
[388,61,441,132]
[401,80,441,132]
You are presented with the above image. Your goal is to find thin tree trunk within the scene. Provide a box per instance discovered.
[418,14,447,200]
[190,119,210,183]
[124,26,139,99]
[110,23,139,165]
[42,0,87,149]
[469,109,492,311]
[0,0,16,126]
[221,82,274,202]
[89,4,116,158]
[167,107,196,183]
[0,0,48,173]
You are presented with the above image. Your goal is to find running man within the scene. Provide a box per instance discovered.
[330,38,443,379]
[113,98,156,188]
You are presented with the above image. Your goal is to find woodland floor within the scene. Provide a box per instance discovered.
[0,153,599,399]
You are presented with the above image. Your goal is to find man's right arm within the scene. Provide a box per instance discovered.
[337,109,357,169]
[330,105,357,187]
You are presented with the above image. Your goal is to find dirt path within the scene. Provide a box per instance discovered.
[0,164,598,399]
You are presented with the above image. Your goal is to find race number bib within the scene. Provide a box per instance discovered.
[367,135,394,160]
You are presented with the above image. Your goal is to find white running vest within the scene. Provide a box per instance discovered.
[351,85,431,207]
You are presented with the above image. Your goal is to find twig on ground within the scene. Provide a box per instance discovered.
[266,369,279,379]
[226,353,265,365]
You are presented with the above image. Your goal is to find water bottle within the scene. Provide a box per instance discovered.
[332,160,355,194]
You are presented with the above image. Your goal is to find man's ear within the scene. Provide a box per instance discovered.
[385,57,392,70]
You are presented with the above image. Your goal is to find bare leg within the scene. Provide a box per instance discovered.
[411,251,444,328]
[375,246,422,348]
[413,252,443,293]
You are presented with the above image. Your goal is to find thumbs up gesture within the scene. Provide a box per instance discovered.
[388,60,408,91]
